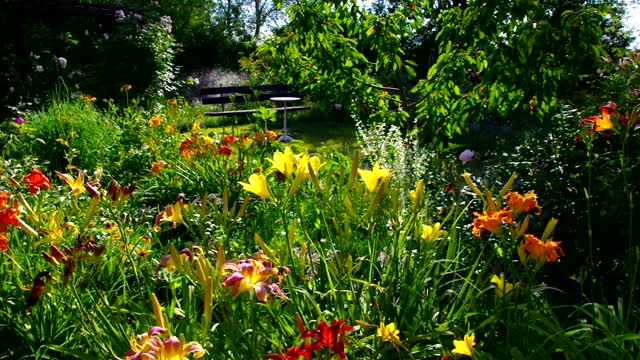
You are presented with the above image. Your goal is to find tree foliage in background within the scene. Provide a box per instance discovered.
[258,0,633,140]
[258,0,422,126]
[414,0,631,140]
[0,0,257,118]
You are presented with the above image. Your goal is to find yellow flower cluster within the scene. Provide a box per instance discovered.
[239,146,324,199]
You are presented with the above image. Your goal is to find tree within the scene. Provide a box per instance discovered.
[412,0,627,139]
[258,0,423,125]
[258,0,631,140]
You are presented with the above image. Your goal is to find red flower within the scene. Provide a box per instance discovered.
[580,102,616,133]
[223,134,236,144]
[219,144,232,156]
[27,271,51,312]
[301,319,354,359]
[179,134,201,157]
[265,345,313,360]
[254,132,265,142]
[22,168,51,194]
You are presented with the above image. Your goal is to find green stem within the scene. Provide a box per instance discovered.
[585,143,594,300]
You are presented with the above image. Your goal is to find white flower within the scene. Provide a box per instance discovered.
[84,29,89,36]
[9,87,14,93]
[58,57,67,69]
[459,149,475,164]
[33,97,40,105]
[103,33,109,41]
[193,77,199,85]
[35,65,44,72]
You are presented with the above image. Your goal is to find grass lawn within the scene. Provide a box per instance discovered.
[206,108,357,152]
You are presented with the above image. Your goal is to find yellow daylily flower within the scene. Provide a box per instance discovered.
[295,154,324,180]
[55,171,86,197]
[409,179,425,210]
[268,146,298,178]
[37,210,78,244]
[490,274,514,298]
[238,173,272,199]
[452,333,476,356]
[421,222,448,241]
[154,198,189,230]
[358,162,391,192]
[288,154,324,196]
[377,322,401,344]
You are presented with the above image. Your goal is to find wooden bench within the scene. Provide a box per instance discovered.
[199,84,310,117]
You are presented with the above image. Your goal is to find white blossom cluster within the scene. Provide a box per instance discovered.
[355,116,431,207]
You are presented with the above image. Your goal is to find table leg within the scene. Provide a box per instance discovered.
[279,102,293,142]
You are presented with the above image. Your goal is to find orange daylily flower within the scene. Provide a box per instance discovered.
[0,191,9,208]
[179,134,201,157]
[581,102,616,132]
[503,191,541,215]
[0,233,8,252]
[149,115,163,127]
[81,94,97,103]
[0,193,21,232]
[150,160,166,175]
[472,210,513,237]
[22,168,51,194]
[519,234,564,264]
[266,130,278,140]
[0,206,20,232]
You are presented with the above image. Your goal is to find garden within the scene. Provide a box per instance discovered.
[1,0,640,359]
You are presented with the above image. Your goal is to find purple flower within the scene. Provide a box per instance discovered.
[14,117,24,124]
[459,149,475,164]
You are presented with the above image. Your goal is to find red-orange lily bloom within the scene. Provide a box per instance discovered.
[0,233,8,252]
[0,196,21,232]
[581,102,616,132]
[519,234,564,264]
[472,210,513,237]
[503,191,541,215]
[22,168,51,194]
[300,319,354,359]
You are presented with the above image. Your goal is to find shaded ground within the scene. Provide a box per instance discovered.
[207,108,357,152]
